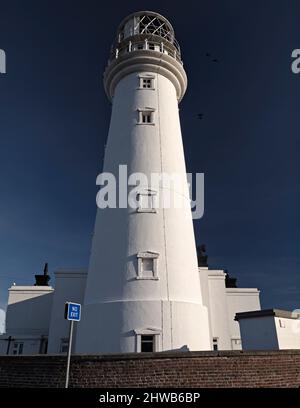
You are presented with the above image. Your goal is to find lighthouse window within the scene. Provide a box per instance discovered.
[142,78,152,88]
[142,112,151,123]
[140,193,152,209]
[139,76,155,90]
[135,329,161,352]
[137,190,157,213]
[142,258,154,277]
[137,251,159,280]
[138,109,155,125]
[141,335,155,352]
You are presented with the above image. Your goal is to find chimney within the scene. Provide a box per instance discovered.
[34,263,50,286]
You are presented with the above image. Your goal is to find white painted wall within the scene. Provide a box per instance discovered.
[226,288,260,350]
[0,285,53,354]
[76,66,211,353]
[198,268,213,346]
[275,317,300,349]
[0,267,263,354]
[0,336,43,355]
[47,270,86,353]
[206,270,231,350]
[239,317,279,350]
[199,268,261,350]
[5,286,53,336]
[238,312,300,350]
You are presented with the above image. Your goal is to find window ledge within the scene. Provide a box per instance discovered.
[137,208,158,213]
[137,87,155,90]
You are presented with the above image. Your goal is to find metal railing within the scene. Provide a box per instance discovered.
[108,38,183,65]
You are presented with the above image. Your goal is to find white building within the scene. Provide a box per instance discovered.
[199,267,260,350]
[0,283,53,355]
[0,260,261,354]
[236,309,300,350]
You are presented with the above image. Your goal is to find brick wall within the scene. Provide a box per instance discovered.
[0,350,299,388]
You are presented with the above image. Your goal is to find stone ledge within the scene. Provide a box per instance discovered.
[1,349,300,361]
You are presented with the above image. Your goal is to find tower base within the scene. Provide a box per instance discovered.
[75,300,211,353]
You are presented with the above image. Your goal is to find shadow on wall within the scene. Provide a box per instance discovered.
[5,292,53,335]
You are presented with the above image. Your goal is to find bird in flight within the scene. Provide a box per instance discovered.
[197,113,204,119]
[205,52,220,63]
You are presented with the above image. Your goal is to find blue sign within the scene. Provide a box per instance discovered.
[65,302,81,321]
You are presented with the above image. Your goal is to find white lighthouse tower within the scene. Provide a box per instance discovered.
[76,11,211,353]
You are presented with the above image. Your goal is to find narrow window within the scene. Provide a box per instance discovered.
[279,319,286,328]
[137,190,157,213]
[141,335,155,352]
[213,337,218,351]
[139,193,152,209]
[142,257,154,278]
[12,342,23,355]
[39,338,48,354]
[142,111,151,123]
[135,329,161,352]
[138,109,155,124]
[60,338,69,353]
[148,43,155,50]
[137,251,159,280]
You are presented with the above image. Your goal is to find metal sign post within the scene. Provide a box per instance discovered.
[64,302,81,389]
[65,319,74,388]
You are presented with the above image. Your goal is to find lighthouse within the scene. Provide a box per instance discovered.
[76,11,211,353]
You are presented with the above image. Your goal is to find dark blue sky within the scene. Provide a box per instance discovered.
[0,0,299,311]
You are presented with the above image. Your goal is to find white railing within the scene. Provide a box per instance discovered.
[110,39,183,65]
